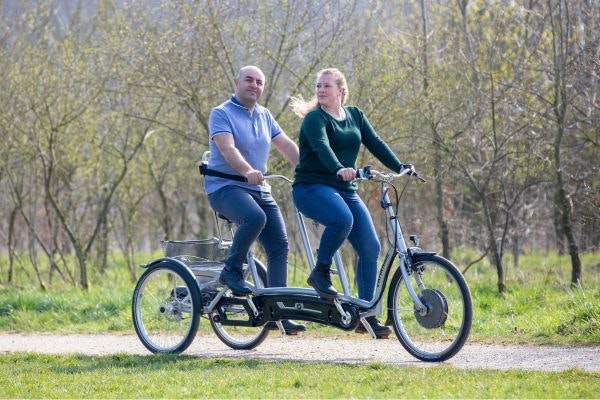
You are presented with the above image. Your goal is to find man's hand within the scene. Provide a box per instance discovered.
[244,170,264,184]
[213,134,261,182]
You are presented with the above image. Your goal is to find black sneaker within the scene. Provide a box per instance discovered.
[170,286,189,301]
[218,267,252,296]
[355,316,392,339]
[266,320,307,335]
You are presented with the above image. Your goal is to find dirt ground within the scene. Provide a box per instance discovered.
[1,332,598,372]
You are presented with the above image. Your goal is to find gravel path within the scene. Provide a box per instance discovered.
[0,333,598,372]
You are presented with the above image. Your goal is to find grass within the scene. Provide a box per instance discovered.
[0,353,598,398]
[1,250,598,344]
[0,250,598,399]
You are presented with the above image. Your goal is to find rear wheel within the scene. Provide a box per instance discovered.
[388,254,472,362]
[210,258,269,350]
[132,261,201,353]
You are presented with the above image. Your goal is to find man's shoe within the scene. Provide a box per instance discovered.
[307,266,337,300]
[218,267,252,296]
[266,320,307,335]
[355,316,392,339]
[171,286,189,301]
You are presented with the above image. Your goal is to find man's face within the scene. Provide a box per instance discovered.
[234,67,265,107]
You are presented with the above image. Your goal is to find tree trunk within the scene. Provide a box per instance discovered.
[482,195,505,293]
[554,137,582,286]
[7,206,18,284]
[435,154,451,260]
[421,0,451,260]
[549,0,582,287]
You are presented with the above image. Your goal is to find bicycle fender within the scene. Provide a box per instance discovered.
[407,247,436,259]
[410,252,437,262]
[144,257,203,311]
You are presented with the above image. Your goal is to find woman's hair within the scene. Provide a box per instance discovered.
[290,68,349,118]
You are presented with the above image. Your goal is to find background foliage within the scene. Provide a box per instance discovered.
[0,0,598,292]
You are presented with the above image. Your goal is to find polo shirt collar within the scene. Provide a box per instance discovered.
[230,96,262,113]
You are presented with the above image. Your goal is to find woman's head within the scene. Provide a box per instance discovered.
[290,67,349,118]
[316,68,349,106]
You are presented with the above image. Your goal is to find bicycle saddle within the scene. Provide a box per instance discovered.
[217,213,232,223]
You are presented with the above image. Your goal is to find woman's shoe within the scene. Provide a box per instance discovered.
[355,316,392,339]
[307,263,337,300]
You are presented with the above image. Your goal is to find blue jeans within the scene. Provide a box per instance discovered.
[292,183,381,301]
[208,185,289,287]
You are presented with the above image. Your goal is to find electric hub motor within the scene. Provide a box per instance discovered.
[414,289,448,329]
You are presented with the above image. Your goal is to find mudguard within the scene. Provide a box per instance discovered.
[143,257,203,312]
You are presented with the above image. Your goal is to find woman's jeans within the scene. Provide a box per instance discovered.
[292,183,381,301]
[208,185,289,288]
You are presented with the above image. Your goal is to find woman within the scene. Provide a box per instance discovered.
[290,68,411,338]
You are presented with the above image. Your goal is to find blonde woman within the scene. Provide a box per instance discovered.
[290,68,412,338]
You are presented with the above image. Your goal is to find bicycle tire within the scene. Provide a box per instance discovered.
[387,254,472,362]
[210,258,269,350]
[132,260,201,354]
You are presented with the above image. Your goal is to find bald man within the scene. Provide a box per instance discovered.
[204,66,305,335]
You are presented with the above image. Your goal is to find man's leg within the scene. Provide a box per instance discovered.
[256,191,289,288]
[256,191,306,334]
[208,186,265,295]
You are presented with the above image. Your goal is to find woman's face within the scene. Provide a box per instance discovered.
[316,73,342,108]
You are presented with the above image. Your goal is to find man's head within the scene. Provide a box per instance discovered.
[234,66,265,109]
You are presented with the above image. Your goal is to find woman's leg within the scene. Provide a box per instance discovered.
[292,184,353,265]
[342,191,381,302]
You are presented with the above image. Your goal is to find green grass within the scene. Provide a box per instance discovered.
[0,353,598,398]
[0,251,599,343]
[0,251,598,399]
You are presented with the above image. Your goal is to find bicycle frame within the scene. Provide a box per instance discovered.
[134,154,472,358]
[200,149,425,319]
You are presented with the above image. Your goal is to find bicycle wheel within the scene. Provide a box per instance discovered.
[210,258,269,350]
[388,254,472,362]
[132,261,201,353]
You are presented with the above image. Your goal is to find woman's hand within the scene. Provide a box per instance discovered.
[336,167,356,181]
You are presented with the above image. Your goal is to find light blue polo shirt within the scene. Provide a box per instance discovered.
[205,96,283,194]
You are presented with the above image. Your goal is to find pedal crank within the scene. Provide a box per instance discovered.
[333,298,352,325]
[246,295,260,317]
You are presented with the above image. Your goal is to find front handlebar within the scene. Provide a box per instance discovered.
[355,165,426,183]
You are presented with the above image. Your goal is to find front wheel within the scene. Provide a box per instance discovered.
[387,254,472,362]
[132,261,201,353]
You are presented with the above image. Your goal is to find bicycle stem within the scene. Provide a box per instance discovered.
[380,181,426,311]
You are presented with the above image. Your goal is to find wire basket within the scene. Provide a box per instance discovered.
[161,238,229,262]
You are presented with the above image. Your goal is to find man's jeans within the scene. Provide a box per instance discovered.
[208,185,289,288]
[292,183,380,301]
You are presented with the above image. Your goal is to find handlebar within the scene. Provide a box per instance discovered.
[351,166,426,183]
[264,174,293,184]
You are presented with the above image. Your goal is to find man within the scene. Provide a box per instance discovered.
[205,65,305,335]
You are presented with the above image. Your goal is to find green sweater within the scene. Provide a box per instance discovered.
[294,106,403,191]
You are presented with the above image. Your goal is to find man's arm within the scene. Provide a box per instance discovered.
[213,133,264,184]
[272,133,299,165]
